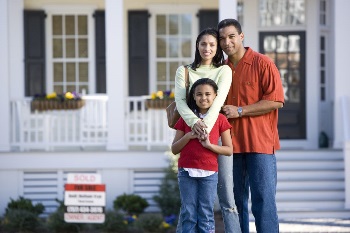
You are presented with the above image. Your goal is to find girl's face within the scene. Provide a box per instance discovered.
[197,34,218,65]
[193,84,217,113]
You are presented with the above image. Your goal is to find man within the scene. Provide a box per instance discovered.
[218,19,284,233]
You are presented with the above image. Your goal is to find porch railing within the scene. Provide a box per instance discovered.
[10,95,174,151]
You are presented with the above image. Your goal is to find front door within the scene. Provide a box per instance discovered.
[260,31,306,139]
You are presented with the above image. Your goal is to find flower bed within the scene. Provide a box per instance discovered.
[147,90,174,109]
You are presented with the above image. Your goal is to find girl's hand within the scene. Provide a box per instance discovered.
[186,131,198,140]
[192,119,208,140]
[199,136,211,149]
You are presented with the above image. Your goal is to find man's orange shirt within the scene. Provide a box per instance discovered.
[225,47,285,154]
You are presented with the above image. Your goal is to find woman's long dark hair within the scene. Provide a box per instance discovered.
[190,28,225,70]
[187,78,218,117]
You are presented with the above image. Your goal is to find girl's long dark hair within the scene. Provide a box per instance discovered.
[187,78,218,117]
[190,28,225,70]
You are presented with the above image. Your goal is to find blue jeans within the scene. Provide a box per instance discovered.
[217,154,242,233]
[177,168,218,233]
[233,153,279,233]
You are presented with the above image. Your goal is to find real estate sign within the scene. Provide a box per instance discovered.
[64,173,105,223]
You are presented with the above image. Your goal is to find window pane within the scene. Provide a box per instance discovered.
[169,15,178,35]
[157,62,166,82]
[66,63,76,82]
[54,85,64,94]
[288,53,300,69]
[289,70,300,85]
[67,85,77,93]
[53,39,63,58]
[79,85,89,94]
[288,35,300,52]
[52,16,62,35]
[66,39,75,58]
[54,63,63,82]
[78,15,88,35]
[277,53,288,69]
[169,38,179,57]
[263,36,276,52]
[181,38,191,58]
[65,15,75,35]
[320,70,325,84]
[156,15,166,35]
[265,52,276,62]
[157,38,166,57]
[276,35,288,53]
[78,39,88,58]
[181,15,191,35]
[79,62,88,82]
[170,62,178,82]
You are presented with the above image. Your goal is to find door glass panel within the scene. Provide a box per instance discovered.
[65,15,75,35]
[169,15,179,35]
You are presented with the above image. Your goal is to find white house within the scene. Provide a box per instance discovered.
[0,0,350,219]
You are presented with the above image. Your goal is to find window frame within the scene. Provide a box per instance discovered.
[43,5,96,94]
[148,4,199,93]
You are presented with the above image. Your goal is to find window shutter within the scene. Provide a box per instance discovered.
[94,10,106,93]
[198,10,219,31]
[24,10,46,96]
[128,11,149,96]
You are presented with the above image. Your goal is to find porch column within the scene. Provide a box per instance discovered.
[219,0,237,20]
[105,0,127,150]
[0,0,10,151]
[333,0,350,208]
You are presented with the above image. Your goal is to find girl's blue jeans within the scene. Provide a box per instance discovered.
[177,168,217,233]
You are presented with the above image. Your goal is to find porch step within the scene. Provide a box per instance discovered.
[272,149,349,219]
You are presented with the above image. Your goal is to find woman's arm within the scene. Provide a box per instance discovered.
[174,66,200,129]
[171,130,197,155]
[202,65,232,134]
[200,129,233,156]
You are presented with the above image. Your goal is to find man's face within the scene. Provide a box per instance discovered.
[219,25,244,57]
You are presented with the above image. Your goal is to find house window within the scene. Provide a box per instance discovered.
[320,0,327,25]
[237,0,244,25]
[320,35,326,101]
[259,0,305,26]
[48,12,93,94]
[154,13,194,92]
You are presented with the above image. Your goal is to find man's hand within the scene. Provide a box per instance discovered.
[221,105,239,119]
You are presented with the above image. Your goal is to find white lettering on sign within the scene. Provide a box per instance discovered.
[67,173,101,184]
[64,213,105,223]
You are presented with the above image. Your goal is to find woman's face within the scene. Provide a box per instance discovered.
[197,34,218,65]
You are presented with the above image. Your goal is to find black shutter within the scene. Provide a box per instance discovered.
[24,10,46,96]
[128,11,149,96]
[198,10,219,31]
[94,11,106,93]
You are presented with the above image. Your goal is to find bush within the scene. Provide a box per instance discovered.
[153,152,181,217]
[113,194,149,216]
[94,210,127,233]
[2,196,45,232]
[46,199,84,233]
[135,213,164,233]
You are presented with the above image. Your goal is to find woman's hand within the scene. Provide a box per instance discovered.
[192,119,208,140]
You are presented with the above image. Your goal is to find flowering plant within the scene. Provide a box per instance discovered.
[150,90,174,100]
[33,91,82,102]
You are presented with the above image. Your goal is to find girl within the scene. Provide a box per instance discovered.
[172,78,233,233]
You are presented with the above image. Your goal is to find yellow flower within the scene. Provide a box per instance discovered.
[65,92,74,99]
[162,221,170,228]
[156,91,164,99]
[132,214,137,219]
[123,220,128,225]
[46,92,57,99]
[151,92,157,99]
[169,92,175,98]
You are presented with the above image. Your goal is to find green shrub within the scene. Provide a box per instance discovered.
[113,194,149,216]
[94,210,127,233]
[2,196,45,233]
[135,213,164,233]
[46,199,84,233]
[153,152,181,217]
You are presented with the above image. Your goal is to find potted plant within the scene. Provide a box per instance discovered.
[31,91,85,111]
[146,90,174,109]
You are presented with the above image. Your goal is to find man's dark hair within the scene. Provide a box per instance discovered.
[217,18,242,34]
[190,28,225,70]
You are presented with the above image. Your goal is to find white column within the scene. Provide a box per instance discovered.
[0,0,10,151]
[9,0,24,100]
[219,0,237,20]
[105,0,127,150]
[333,0,350,149]
[333,0,350,209]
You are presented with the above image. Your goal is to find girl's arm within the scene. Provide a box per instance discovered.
[200,129,233,156]
[171,130,197,155]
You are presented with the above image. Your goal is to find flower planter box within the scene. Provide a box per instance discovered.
[31,99,85,112]
[146,99,174,109]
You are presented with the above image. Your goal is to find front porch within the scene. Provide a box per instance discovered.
[10,95,175,152]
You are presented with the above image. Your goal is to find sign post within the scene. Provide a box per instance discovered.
[64,173,106,223]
